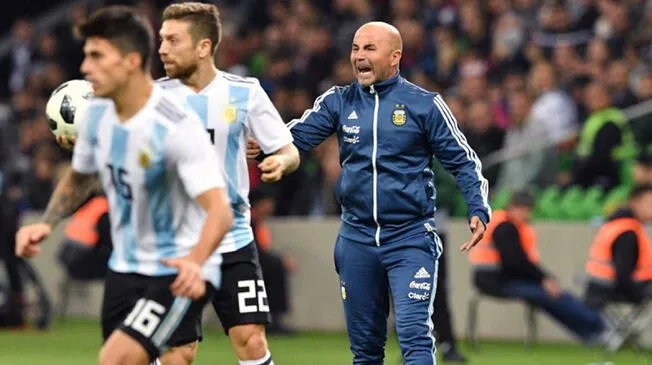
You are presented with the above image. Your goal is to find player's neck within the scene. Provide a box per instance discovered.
[182,62,218,93]
[113,74,154,123]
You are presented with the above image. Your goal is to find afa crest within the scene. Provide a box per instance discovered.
[138,146,154,169]
[222,104,238,124]
[392,104,407,126]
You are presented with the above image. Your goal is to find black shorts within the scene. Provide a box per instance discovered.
[212,242,271,334]
[101,270,214,360]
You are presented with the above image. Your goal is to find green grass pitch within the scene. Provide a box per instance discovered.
[0,320,649,364]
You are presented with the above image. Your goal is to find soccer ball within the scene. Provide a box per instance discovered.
[46,79,93,138]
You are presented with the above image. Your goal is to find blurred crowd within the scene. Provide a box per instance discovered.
[0,0,652,218]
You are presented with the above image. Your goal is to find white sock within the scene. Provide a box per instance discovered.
[150,360,161,365]
[239,350,273,365]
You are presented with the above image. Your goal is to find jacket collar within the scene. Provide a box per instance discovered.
[358,71,401,95]
[609,207,637,222]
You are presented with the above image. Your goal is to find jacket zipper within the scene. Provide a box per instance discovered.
[370,85,381,246]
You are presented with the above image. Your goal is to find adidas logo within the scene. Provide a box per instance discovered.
[348,111,358,120]
[414,267,430,279]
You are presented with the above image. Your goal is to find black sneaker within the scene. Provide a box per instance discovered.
[442,348,468,363]
[35,291,52,331]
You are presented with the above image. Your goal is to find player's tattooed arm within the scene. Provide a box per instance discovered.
[41,168,101,227]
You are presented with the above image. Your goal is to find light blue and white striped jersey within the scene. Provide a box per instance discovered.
[157,71,293,254]
[71,85,225,287]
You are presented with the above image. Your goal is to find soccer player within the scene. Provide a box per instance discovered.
[16,6,232,365]
[53,3,297,364]
[250,22,490,364]
[156,3,299,365]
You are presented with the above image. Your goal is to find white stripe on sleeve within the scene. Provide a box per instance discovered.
[433,95,491,218]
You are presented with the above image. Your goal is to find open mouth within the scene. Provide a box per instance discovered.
[357,65,372,75]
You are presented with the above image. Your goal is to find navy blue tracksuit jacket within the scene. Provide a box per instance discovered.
[288,73,491,365]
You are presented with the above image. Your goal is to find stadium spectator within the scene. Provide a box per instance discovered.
[491,12,529,79]
[7,20,34,96]
[571,82,637,190]
[631,73,652,150]
[496,90,556,191]
[53,3,86,81]
[584,38,611,83]
[552,43,585,88]
[443,94,467,129]
[502,69,527,96]
[458,54,489,104]
[23,143,60,210]
[431,26,460,89]
[528,62,578,145]
[567,75,591,124]
[635,73,652,102]
[469,191,608,344]
[464,100,505,187]
[459,2,491,58]
[606,60,639,109]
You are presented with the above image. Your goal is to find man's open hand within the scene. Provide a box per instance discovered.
[459,216,485,252]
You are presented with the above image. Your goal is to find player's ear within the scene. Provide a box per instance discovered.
[197,38,212,59]
[124,52,142,71]
[390,49,401,68]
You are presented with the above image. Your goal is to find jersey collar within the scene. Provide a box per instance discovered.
[110,85,160,130]
[194,71,221,95]
[359,71,401,95]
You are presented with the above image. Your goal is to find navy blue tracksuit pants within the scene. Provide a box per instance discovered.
[334,230,442,365]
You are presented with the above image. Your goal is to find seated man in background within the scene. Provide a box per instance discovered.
[469,191,608,344]
[585,184,652,309]
[57,194,112,280]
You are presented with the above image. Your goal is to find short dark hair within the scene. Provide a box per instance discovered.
[162,2,222,55]
[630,184,652,200]
[636,149,652,167]
[510,190,536,208]
[77,6,154,70]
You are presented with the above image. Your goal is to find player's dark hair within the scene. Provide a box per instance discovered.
[630,184,652,200]
[636,149,652,167]
[162,2,222,56]
[509,190,536,208]
[77,6,154,71]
